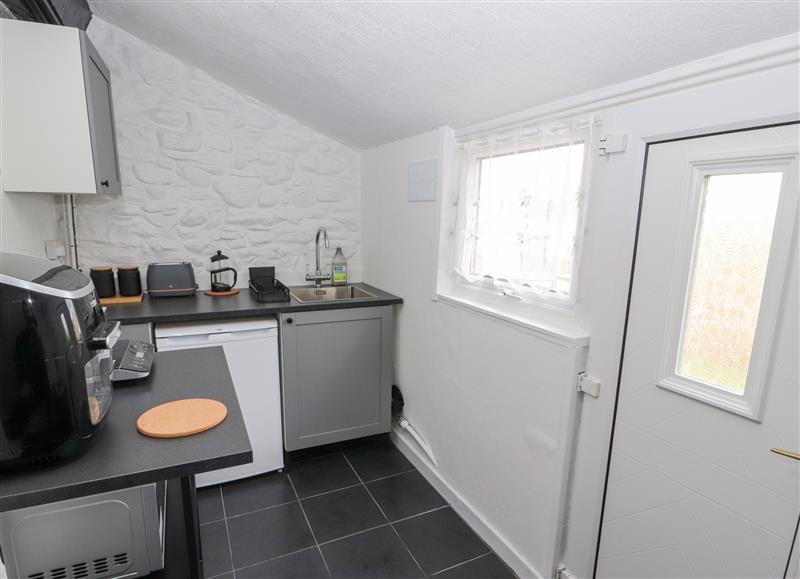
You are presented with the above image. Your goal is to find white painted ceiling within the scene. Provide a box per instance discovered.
[89,1,798,149]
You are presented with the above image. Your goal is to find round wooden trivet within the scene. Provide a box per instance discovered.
[137,398,227,438]
[204,288,240,297]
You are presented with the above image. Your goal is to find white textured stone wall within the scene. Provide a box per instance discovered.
[76,18,361,288]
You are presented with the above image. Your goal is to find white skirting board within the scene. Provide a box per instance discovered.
[391,427,542,579]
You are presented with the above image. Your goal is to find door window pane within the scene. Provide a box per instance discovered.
[678,172,783,393]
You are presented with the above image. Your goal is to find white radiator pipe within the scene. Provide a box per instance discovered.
[398,418,437,466]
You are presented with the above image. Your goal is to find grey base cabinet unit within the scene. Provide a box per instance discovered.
[280,306,394,451]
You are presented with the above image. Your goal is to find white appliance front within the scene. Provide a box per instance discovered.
[155,317,283,487]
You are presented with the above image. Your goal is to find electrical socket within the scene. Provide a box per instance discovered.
[44,239,67,260]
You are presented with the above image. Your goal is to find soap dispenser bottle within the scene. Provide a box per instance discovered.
[331,247,347,285]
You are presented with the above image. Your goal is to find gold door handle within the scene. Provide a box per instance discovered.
[770,448,800,461]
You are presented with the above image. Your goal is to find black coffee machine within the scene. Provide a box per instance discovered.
[0,253,120,470]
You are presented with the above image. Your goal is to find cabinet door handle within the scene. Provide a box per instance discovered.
[101,180,109,187]
[286,317,293,324]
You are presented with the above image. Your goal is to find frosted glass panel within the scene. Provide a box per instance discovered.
[678,172,783,393]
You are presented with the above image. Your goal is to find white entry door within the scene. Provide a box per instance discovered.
[597,123,800,579]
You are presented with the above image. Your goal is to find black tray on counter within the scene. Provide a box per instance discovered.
[248,267,291,303]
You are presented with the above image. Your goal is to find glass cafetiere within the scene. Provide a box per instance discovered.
[209,250,238,292]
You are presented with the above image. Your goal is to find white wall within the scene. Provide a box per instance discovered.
[0,13,64,261]
[76,18,362,287]
[0,192,62,258]
[361,36,799,579]
[362,128,589,577]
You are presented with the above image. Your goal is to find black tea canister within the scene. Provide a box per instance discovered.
[90,266,116,298]
[117,265,142,297]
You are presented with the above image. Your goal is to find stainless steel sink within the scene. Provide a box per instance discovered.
[290,285,377,303]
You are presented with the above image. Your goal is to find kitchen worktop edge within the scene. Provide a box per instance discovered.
[104,283,403,325]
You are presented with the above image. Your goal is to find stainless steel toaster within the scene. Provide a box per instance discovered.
[146,262,197,298]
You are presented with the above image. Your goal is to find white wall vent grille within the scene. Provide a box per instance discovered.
[408,158,438,202]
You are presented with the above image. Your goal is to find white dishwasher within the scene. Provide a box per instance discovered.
[155,317,283,487]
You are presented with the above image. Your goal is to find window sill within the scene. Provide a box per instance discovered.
[434,291,590,348]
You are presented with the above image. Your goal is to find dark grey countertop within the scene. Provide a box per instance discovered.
[105,282,403,325]
[0,347,252,511]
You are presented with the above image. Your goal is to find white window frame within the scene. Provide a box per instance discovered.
[658,148,799,421]
[437,126,594,341]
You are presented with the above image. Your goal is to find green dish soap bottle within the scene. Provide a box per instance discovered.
[332,247,348,285]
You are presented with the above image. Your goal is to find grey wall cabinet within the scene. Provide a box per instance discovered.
[1,19,121,195]
[280,306,394,451]
[81,35,122,196]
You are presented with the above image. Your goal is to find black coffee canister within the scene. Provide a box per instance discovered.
[90,266,116,298]
[117,265,142,297]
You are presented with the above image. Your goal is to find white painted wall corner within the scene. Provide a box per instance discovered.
[391,427,542,579]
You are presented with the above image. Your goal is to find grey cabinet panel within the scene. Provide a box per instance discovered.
[295,317,382,436]
[280,306,393,451]
[81,33,121,196]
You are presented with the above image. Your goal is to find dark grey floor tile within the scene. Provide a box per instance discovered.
[209,573,234,579]
[322,526,423,579]
[198,486,224,524]
[227,502,315,569]
[436,553,516,578]
[338,433,391,451]
[200,520,232,577]
[285,442,342,464]
[344,441,413,482]
[394,507,489,574]
[288,453,360,498]
[236,547,329,579]
[367,470,447,522]
[302,485,387,543]
[221,472,296,517]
